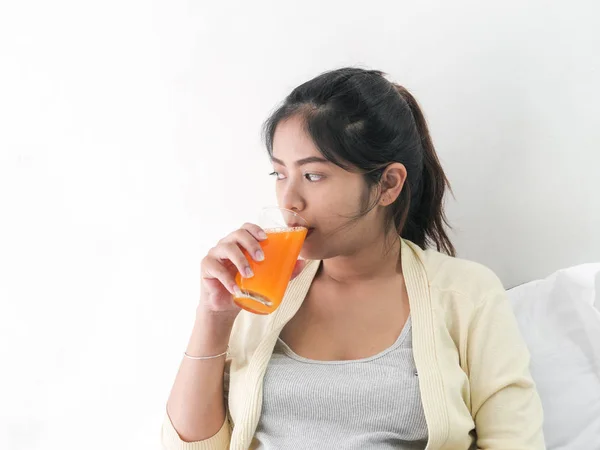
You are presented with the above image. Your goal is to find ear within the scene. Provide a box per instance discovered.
[379,163,407,206]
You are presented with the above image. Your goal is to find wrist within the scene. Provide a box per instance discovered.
[187,309,236,355]
[195,305,238,328]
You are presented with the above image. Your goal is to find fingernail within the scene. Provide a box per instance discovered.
[255,250,264,261]
[258,230,267,240]
[233,286,243,297]
[245,267,254,278]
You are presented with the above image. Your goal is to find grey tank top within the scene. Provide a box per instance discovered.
[254,315,428,449]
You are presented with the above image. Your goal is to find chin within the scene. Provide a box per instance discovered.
[299,239,331,262]
[299,240,320,261]
[299,247,318,261]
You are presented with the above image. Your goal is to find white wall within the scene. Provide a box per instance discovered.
[1,1,598,449]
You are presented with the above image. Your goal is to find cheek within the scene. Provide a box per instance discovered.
[321,181,365,214]
[313,184,367,233]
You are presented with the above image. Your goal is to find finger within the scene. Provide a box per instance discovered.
[240,222,268,241]
[211,242,254,278]
[231,228,265,262]
[202,258,239,295]
[290,259,307,280]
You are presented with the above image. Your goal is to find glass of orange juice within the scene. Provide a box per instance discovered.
[233,207,308,315]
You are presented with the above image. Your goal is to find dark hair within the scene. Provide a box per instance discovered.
[263,67,455,256]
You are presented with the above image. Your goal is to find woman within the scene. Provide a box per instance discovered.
[162,67,545,449]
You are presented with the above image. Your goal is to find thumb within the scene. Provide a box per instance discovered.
[290,259,307,280]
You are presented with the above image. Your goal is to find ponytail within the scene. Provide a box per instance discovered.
[392,84,456,257]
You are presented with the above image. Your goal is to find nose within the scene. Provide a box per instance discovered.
[279,179,306,214]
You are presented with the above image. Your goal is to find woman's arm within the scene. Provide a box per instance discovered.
[162,309,234,449]
[467,288,546,450]
[163,221,271,448]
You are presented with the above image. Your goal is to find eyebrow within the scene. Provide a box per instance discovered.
[270,156,329,167]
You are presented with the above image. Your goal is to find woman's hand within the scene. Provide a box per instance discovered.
[199,223,306,318]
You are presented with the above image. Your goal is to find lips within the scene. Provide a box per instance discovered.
[288,223,314,237]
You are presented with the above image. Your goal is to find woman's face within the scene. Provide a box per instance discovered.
[271,115,385,261]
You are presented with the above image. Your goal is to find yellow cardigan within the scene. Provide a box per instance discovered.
[162,239,545,450]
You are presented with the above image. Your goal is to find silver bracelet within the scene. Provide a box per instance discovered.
[184,346,229,360]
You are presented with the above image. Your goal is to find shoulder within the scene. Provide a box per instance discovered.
[406,240,505,307]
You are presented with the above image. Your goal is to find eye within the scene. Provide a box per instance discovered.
[304,173,323,182]
[269,171,286,180]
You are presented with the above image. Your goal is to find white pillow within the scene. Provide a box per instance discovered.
[507,263,600,450]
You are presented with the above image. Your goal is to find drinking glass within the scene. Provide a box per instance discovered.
[233,207,308,314]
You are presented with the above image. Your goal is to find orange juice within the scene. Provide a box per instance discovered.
[234,226,307,314]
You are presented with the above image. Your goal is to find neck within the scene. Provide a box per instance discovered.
[319,231,402,285]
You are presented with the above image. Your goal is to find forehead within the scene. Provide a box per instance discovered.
[272,115,321,160]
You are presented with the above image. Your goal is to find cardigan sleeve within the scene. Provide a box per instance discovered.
[161,410,231,450]
[467,288,546,450]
